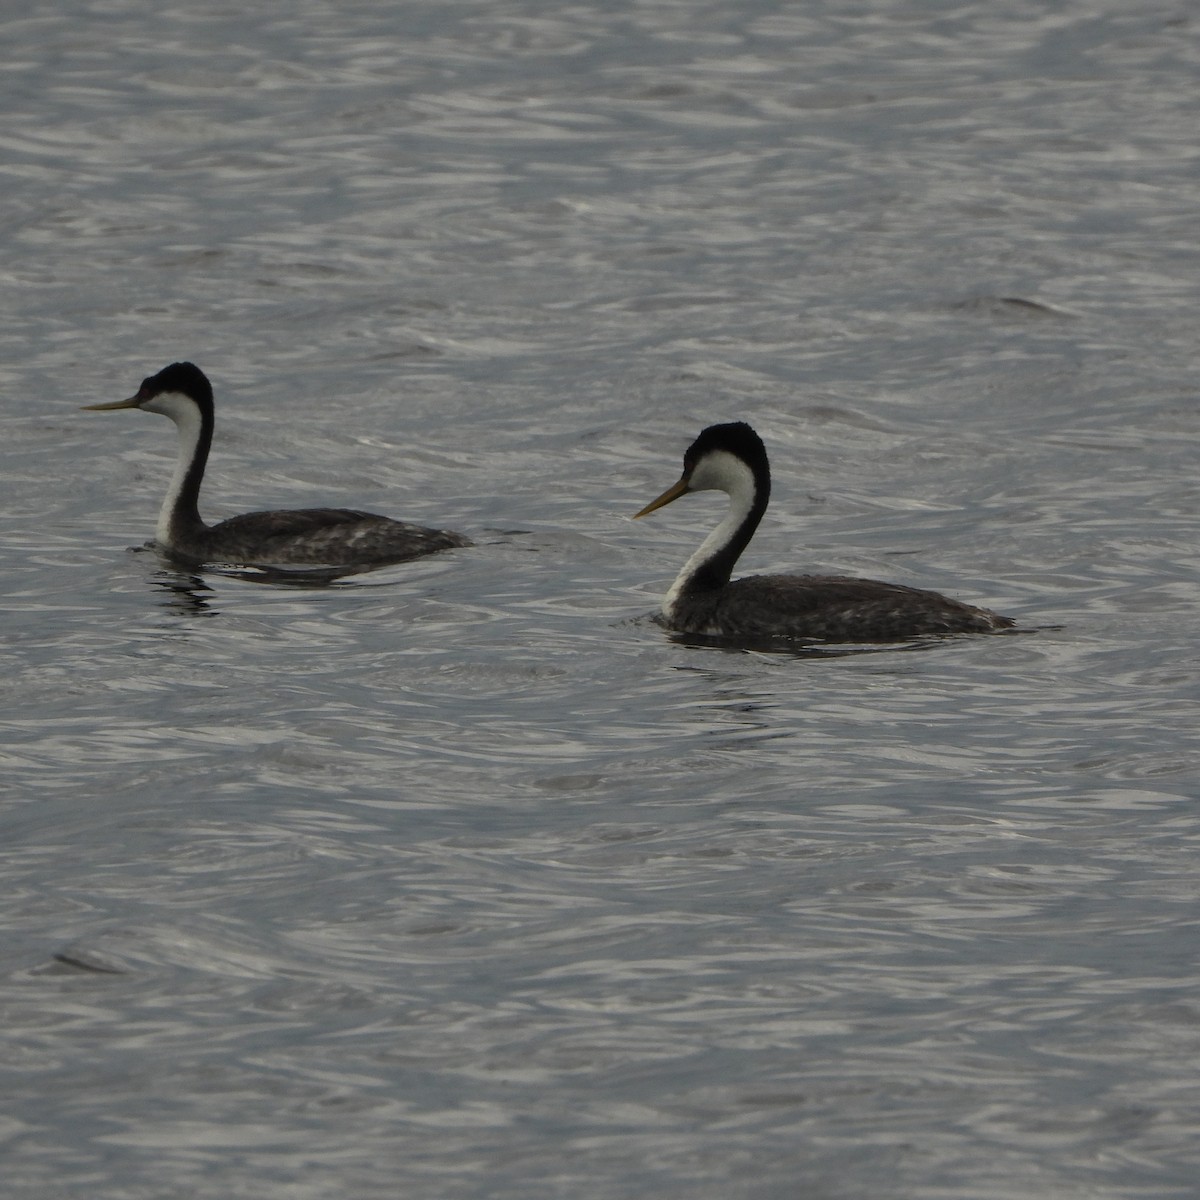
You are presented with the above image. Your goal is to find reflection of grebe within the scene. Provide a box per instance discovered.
[85,362,471,567]
[635,422,1013,643]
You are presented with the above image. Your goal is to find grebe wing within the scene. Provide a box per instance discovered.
[210,508,386,540]
[202,508,469,566]
[696,574,1011,641]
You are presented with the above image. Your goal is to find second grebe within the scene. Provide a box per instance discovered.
[85,362,471,568]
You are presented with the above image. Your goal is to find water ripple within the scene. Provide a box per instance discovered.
[5,1,1200,1198]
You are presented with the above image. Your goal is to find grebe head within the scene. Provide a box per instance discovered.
[83,362,213,423]
[635,421,769,517]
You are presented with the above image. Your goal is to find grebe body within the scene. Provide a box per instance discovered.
[635,422,1012,643]
[85,362,470,568]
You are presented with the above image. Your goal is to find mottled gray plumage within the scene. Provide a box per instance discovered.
[86,362,470,569]
[636,421,1013,644]
[669,573,1010,642]
[178,506,469,567]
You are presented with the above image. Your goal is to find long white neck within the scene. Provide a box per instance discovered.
[663,451,762,617]
[146,392,210,547]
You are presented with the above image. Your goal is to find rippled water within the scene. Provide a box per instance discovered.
[4,2,1200,1197]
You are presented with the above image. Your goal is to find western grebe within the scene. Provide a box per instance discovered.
[84,362,471,568]
[634,421,1013,643]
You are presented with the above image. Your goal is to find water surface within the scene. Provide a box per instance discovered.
[4,2,1200,1197]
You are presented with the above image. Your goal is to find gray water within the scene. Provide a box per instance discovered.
[4,1,1200,1196]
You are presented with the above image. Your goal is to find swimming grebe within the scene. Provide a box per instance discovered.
[635,421,1012,642]
[85,362,471,568]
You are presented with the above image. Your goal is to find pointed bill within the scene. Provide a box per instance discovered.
[82,395,142,411]
[634,476,690,519]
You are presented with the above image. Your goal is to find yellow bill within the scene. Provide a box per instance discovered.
[634,477,690,519]
[82,396,142,412]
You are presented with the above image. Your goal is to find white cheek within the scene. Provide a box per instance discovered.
[689,450,753,495]
[144,391,193,420]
